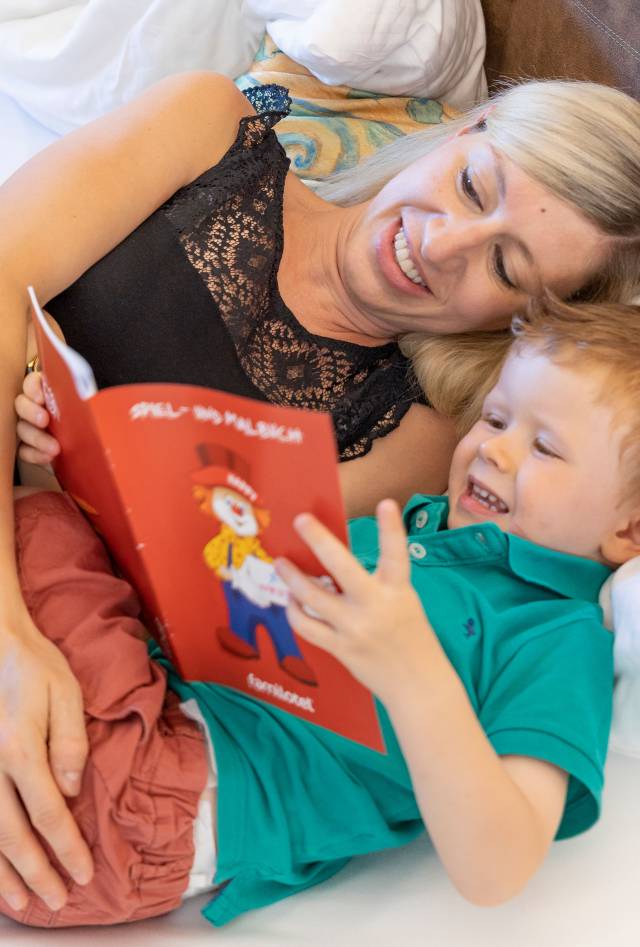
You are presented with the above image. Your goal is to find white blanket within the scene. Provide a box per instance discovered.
[0,0,486,136]
[248,0,487,107]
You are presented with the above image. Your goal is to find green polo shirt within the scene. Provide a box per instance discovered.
[157,495,614,926]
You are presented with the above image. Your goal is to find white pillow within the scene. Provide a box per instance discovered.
[599,557,640,757]
[0,0,266,133]
[245,0,487,108]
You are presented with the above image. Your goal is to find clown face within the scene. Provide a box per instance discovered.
[212,486,259,536]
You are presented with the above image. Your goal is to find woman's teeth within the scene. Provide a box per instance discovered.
[470,482,508,514]
[393,229,426,287]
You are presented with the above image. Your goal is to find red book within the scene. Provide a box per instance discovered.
[29,287,385,752]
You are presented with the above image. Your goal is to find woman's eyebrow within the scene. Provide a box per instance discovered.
[489,146,539,277]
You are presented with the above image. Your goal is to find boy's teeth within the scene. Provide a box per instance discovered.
[393,229,426,286]
[471,482,508,513]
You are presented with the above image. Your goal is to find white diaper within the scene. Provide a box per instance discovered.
[179,698,220,900]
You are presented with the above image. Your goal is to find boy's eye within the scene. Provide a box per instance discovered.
[460,166,483,210]
[483,413,505,430]
[493,245,516,291]
[533,438,560,458]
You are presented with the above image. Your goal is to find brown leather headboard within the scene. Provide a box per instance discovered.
[480,0,640,99]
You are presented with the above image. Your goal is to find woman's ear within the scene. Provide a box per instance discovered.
[455,105,495,138]
[601,508,640,567]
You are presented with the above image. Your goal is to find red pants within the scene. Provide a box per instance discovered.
[1,491,208,927]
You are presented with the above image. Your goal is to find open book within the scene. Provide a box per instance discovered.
[29,288,385,752]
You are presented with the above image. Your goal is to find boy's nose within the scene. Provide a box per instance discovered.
[478,436,514,471]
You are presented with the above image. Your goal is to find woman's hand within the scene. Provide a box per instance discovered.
[275,499,434,703]
[15,371,60,467]
[0,613,93,911]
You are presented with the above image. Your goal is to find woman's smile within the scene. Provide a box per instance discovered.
[375,218,434,299]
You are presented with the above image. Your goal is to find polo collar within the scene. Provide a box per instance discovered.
[403,494,612,604]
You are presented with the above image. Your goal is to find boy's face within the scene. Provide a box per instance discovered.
[447,347,629,562]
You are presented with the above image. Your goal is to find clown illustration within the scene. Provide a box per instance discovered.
[192,443,317,687]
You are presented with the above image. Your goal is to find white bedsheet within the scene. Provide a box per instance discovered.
[0,88,56,183]
[0,750,638,945]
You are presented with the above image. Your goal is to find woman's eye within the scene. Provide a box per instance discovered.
[460,166,483,210]
[493,245,516,290]
[533,438,560,458]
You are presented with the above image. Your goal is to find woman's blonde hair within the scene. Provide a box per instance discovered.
[316,80,640,429]
[512,295,640,504]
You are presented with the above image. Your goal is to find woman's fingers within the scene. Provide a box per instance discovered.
[22,371,46,406]
[13,754,93,892]
[0,772,71,911]
[16,420,59,464]
[0,845,29,913]
[375,499,411,585]
[15,393,49,429]
[47,677,89,798]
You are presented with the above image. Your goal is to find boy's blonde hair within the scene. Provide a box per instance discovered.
[317,80,640,426]
[511,296,640,505]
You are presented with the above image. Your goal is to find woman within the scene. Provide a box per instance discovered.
[0,72,639,912]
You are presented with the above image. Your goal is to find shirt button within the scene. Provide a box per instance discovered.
[408,542,427,560]
[415,510,429,529]
[475,532,487,545]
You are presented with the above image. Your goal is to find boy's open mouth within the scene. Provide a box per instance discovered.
[466,476,509,514]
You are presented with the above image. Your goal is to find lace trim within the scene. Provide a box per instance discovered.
[163,82,421,459]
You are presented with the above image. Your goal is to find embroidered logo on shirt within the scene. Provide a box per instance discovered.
[463,618,477,638]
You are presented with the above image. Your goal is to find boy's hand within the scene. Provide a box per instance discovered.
[15,371,60,467]
[276,500,434,702]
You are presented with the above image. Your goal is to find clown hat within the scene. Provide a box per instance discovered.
[191,444,260,504]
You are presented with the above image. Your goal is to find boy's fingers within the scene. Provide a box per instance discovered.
[376,500,411,585]
[292,514,369,598]
[22,371,46,405]
[276,560,343,627]
[285,599,339,656]
[15,394,49,430]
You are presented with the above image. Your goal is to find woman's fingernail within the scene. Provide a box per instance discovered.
[4,891,27,912]
[63,771,82,795]
[72,866,93,886]
[43,892,66,912]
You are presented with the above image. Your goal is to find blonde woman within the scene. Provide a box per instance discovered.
[1,72,640,913]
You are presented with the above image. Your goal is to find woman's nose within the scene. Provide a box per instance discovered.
[420,215,492,267]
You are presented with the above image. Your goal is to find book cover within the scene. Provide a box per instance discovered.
[29,287,385,752]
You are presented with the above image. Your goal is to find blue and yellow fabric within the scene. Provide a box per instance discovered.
[236,35,458,181]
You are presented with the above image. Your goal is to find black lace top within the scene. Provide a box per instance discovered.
[47,85,423,460]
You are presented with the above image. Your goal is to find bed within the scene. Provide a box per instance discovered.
[0,1,639,943]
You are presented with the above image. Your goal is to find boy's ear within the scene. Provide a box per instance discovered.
[601,508,640,566]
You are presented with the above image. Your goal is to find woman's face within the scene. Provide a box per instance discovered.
[338,127,608,336]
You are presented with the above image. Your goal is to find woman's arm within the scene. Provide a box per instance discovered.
[339,404,458,518]
[276,501,568,905]
[0,71,253,911]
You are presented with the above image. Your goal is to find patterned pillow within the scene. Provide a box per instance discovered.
[236,35,458,180]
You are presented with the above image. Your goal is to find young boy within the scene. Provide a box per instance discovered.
[3,297,639,927]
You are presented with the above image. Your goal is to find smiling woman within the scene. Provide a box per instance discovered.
[316,79,640,429]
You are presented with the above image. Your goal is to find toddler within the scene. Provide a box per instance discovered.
[2,296,639,927]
